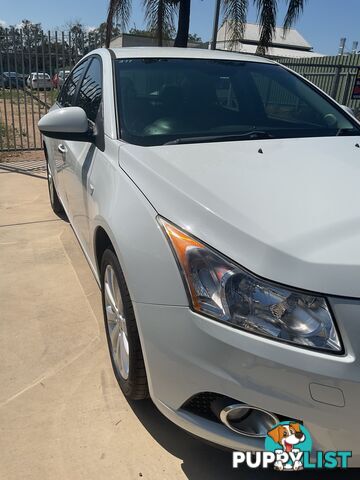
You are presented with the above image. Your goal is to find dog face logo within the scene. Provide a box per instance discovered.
[268,423,305,453]
[265,421,311,471]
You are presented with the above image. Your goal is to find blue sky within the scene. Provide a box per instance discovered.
[0,0,359,55]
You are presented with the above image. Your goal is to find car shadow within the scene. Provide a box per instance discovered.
[55,210,69,222]
[128,398,271,480]
[128,400,350,479]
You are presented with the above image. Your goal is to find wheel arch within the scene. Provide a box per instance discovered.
[94,225,115,278]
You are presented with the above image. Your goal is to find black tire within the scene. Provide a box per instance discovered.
[101,248,149,400]
[45,154,64,215]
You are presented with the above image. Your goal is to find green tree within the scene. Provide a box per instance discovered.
[143,0,177,46]
[224,0,307,54]
[64,20,86,63]
[105,0,131,47]
[105,0,176,47]
[176,0,307,51]
[95,21,121,44]
[128,27,155,36]
[103,0,307,52]
[188,32,202,42]
[20,19,43,48]
[128,26,175,39]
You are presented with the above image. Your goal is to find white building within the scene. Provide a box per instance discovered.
[216,22,323,58]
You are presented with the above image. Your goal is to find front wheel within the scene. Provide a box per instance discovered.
[101,249,149,400]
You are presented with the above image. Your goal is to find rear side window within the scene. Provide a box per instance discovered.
[58,59,90,107]
[75,58,102,122]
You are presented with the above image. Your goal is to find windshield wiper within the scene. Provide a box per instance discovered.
[164,130,274,145]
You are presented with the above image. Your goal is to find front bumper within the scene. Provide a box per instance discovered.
[133,297,360,466]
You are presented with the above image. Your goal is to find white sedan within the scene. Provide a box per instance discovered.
[39,47,360,465]
[27,72,52,90]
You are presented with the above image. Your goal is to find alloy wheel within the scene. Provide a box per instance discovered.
[104,264,130,380]
[47,163,55,206]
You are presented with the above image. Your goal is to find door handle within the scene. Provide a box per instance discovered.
[58,144,67,155]
[89,183,95,195]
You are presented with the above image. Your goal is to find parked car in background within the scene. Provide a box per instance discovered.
[52,70,71,89]
[38,47,360,464]
[27,72,52,90]
[0,71,25,89]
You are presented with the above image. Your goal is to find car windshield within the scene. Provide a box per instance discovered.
[33,73,50,79]
[114,58,360,146]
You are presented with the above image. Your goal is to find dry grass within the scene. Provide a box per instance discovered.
[0,88,57,151]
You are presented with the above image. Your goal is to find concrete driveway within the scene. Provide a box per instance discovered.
[0,165,257,480]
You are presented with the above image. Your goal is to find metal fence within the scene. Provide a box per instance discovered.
[278,54,360,112]
[1,28,360,153]
[0,28,102,152]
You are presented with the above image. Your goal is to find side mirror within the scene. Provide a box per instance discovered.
[38,107,93,142]
[341,105,355,117]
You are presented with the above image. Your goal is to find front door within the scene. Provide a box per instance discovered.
[51,59,91,212]
[63,57,102,251]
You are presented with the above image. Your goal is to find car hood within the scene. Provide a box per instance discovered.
[120,136,360,298]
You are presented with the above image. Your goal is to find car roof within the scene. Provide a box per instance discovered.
[109,47,275,64]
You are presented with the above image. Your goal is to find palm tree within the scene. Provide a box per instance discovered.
[105,0,176,47]
[144,0,177,46]
[222,0,306,55]
[173,0,191,47]
[105,0,131,47]
[175,0,306,50]
[106,0,307,52]
[219,0,307,54]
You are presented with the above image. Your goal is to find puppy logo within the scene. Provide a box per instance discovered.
[265,422,312,471]
[268,423,305,453]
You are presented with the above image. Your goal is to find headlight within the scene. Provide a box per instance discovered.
[159,218,342,353]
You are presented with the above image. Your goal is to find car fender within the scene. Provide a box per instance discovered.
[89,143,188,307]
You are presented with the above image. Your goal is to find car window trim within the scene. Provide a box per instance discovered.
[56,56,91,107]
[72,54,104,125]
[108,48,120,141]
[72,58,93,108]
[75,54,105,151]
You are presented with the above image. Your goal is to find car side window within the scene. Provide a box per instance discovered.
[75,58,102,122]
[57,59,90,107]
[75,58,102,123]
